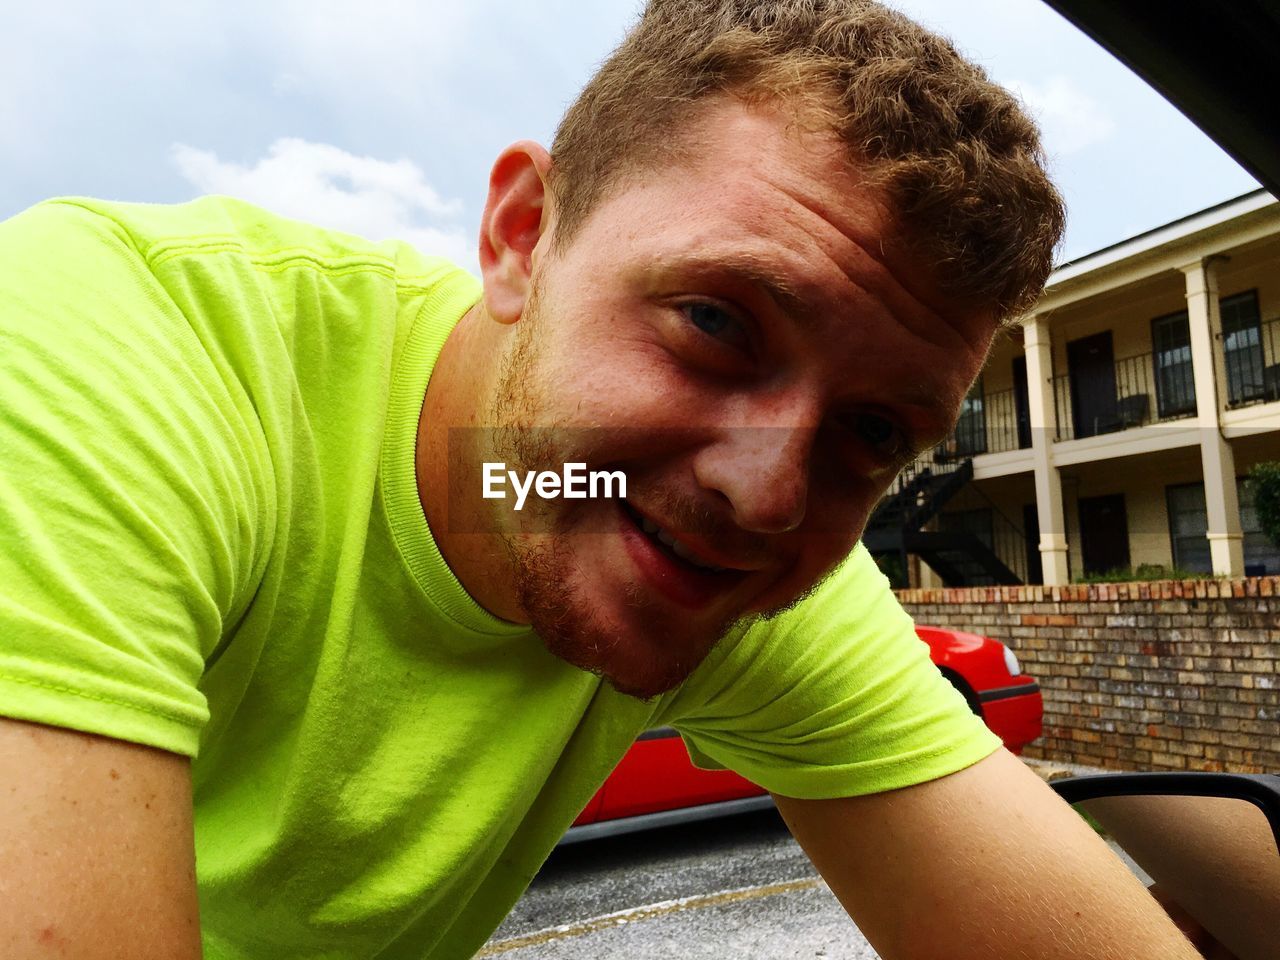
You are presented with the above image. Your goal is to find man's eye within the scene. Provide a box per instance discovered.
[851,413,907,458]
[687,303,730,334]
[679,302,750,350]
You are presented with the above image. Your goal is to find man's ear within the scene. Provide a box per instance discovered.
[478,141,554,325]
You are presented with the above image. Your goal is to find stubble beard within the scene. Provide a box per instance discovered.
[486,290,743,701]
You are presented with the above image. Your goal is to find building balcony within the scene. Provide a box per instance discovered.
[1051,350,1197,442]
[934,386,1031,462]
[1224,313,1280,409]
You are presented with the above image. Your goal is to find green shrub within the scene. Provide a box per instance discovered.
[1074,564,1211,584]
[1248,462,1280,550]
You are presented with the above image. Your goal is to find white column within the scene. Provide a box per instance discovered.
[1181,258,1244,577]
[1024,316,1070,585]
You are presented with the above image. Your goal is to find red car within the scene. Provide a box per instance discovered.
[564,626,1041,841]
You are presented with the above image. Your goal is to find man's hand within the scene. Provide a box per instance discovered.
[0,718,202,959]
[773,748,1202,959]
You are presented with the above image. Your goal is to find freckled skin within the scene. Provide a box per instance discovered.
[0,719,202,958]
[420,96,995,699]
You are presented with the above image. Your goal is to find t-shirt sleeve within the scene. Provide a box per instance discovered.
[663,543,1001,799]
[0,200,270,757]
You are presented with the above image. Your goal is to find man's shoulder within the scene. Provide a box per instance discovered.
[8,195,463,290]
[745,541,903,644]
[661,541,994,799]
[672,541,911,699]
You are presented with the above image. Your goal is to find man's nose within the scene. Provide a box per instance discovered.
[692,423,815,535]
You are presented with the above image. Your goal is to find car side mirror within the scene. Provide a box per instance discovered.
[1051,773,1280,960]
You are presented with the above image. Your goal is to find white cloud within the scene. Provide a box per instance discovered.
[170,138,476,272]
[1007,75,1116,155]
[261,0,477,115]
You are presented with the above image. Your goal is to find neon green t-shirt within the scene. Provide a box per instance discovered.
[0,197,999,959]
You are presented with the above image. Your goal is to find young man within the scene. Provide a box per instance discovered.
[0,1,1204,958]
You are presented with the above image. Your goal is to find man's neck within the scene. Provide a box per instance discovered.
[415,304,527,624]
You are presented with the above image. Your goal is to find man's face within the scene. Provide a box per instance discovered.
[485,98,995,700]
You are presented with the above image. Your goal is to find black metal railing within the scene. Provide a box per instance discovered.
[935,387,1029,459]
[1224,315,1280,408]
[870,450,1032,586]
[935,486,1031,585]
[879,451,968,521]
[1053,350,1197,441]
[982,387,1028,454]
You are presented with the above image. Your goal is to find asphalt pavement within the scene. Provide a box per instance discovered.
[477,760,1122,959]
[479,807,881,959]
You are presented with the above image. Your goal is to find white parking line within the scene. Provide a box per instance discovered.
[477,877,825,956]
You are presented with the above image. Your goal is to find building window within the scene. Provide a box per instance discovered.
[952,376,987,456]
[1164,477,1280,576]
[1165,483,1212,573]
[1151,310,1196,418]
[1240,476,1280,575]
[1221,290,1264,405]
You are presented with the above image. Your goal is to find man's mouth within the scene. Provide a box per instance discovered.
[622,499,727,572]
[618,499,748,609]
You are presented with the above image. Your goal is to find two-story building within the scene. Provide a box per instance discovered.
[867,189,1280,587]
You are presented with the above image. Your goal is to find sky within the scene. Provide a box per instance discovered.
[2,0,1261,276]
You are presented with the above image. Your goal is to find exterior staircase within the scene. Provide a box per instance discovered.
[863,457,1023,587]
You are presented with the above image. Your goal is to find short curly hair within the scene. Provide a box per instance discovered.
[549,0,1065,322]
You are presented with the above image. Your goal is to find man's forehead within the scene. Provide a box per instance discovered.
[567,94,885,235]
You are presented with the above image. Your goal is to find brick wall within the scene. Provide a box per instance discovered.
[897,578,1280,773]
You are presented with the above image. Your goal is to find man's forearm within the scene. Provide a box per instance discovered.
[774,749,1203,959]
